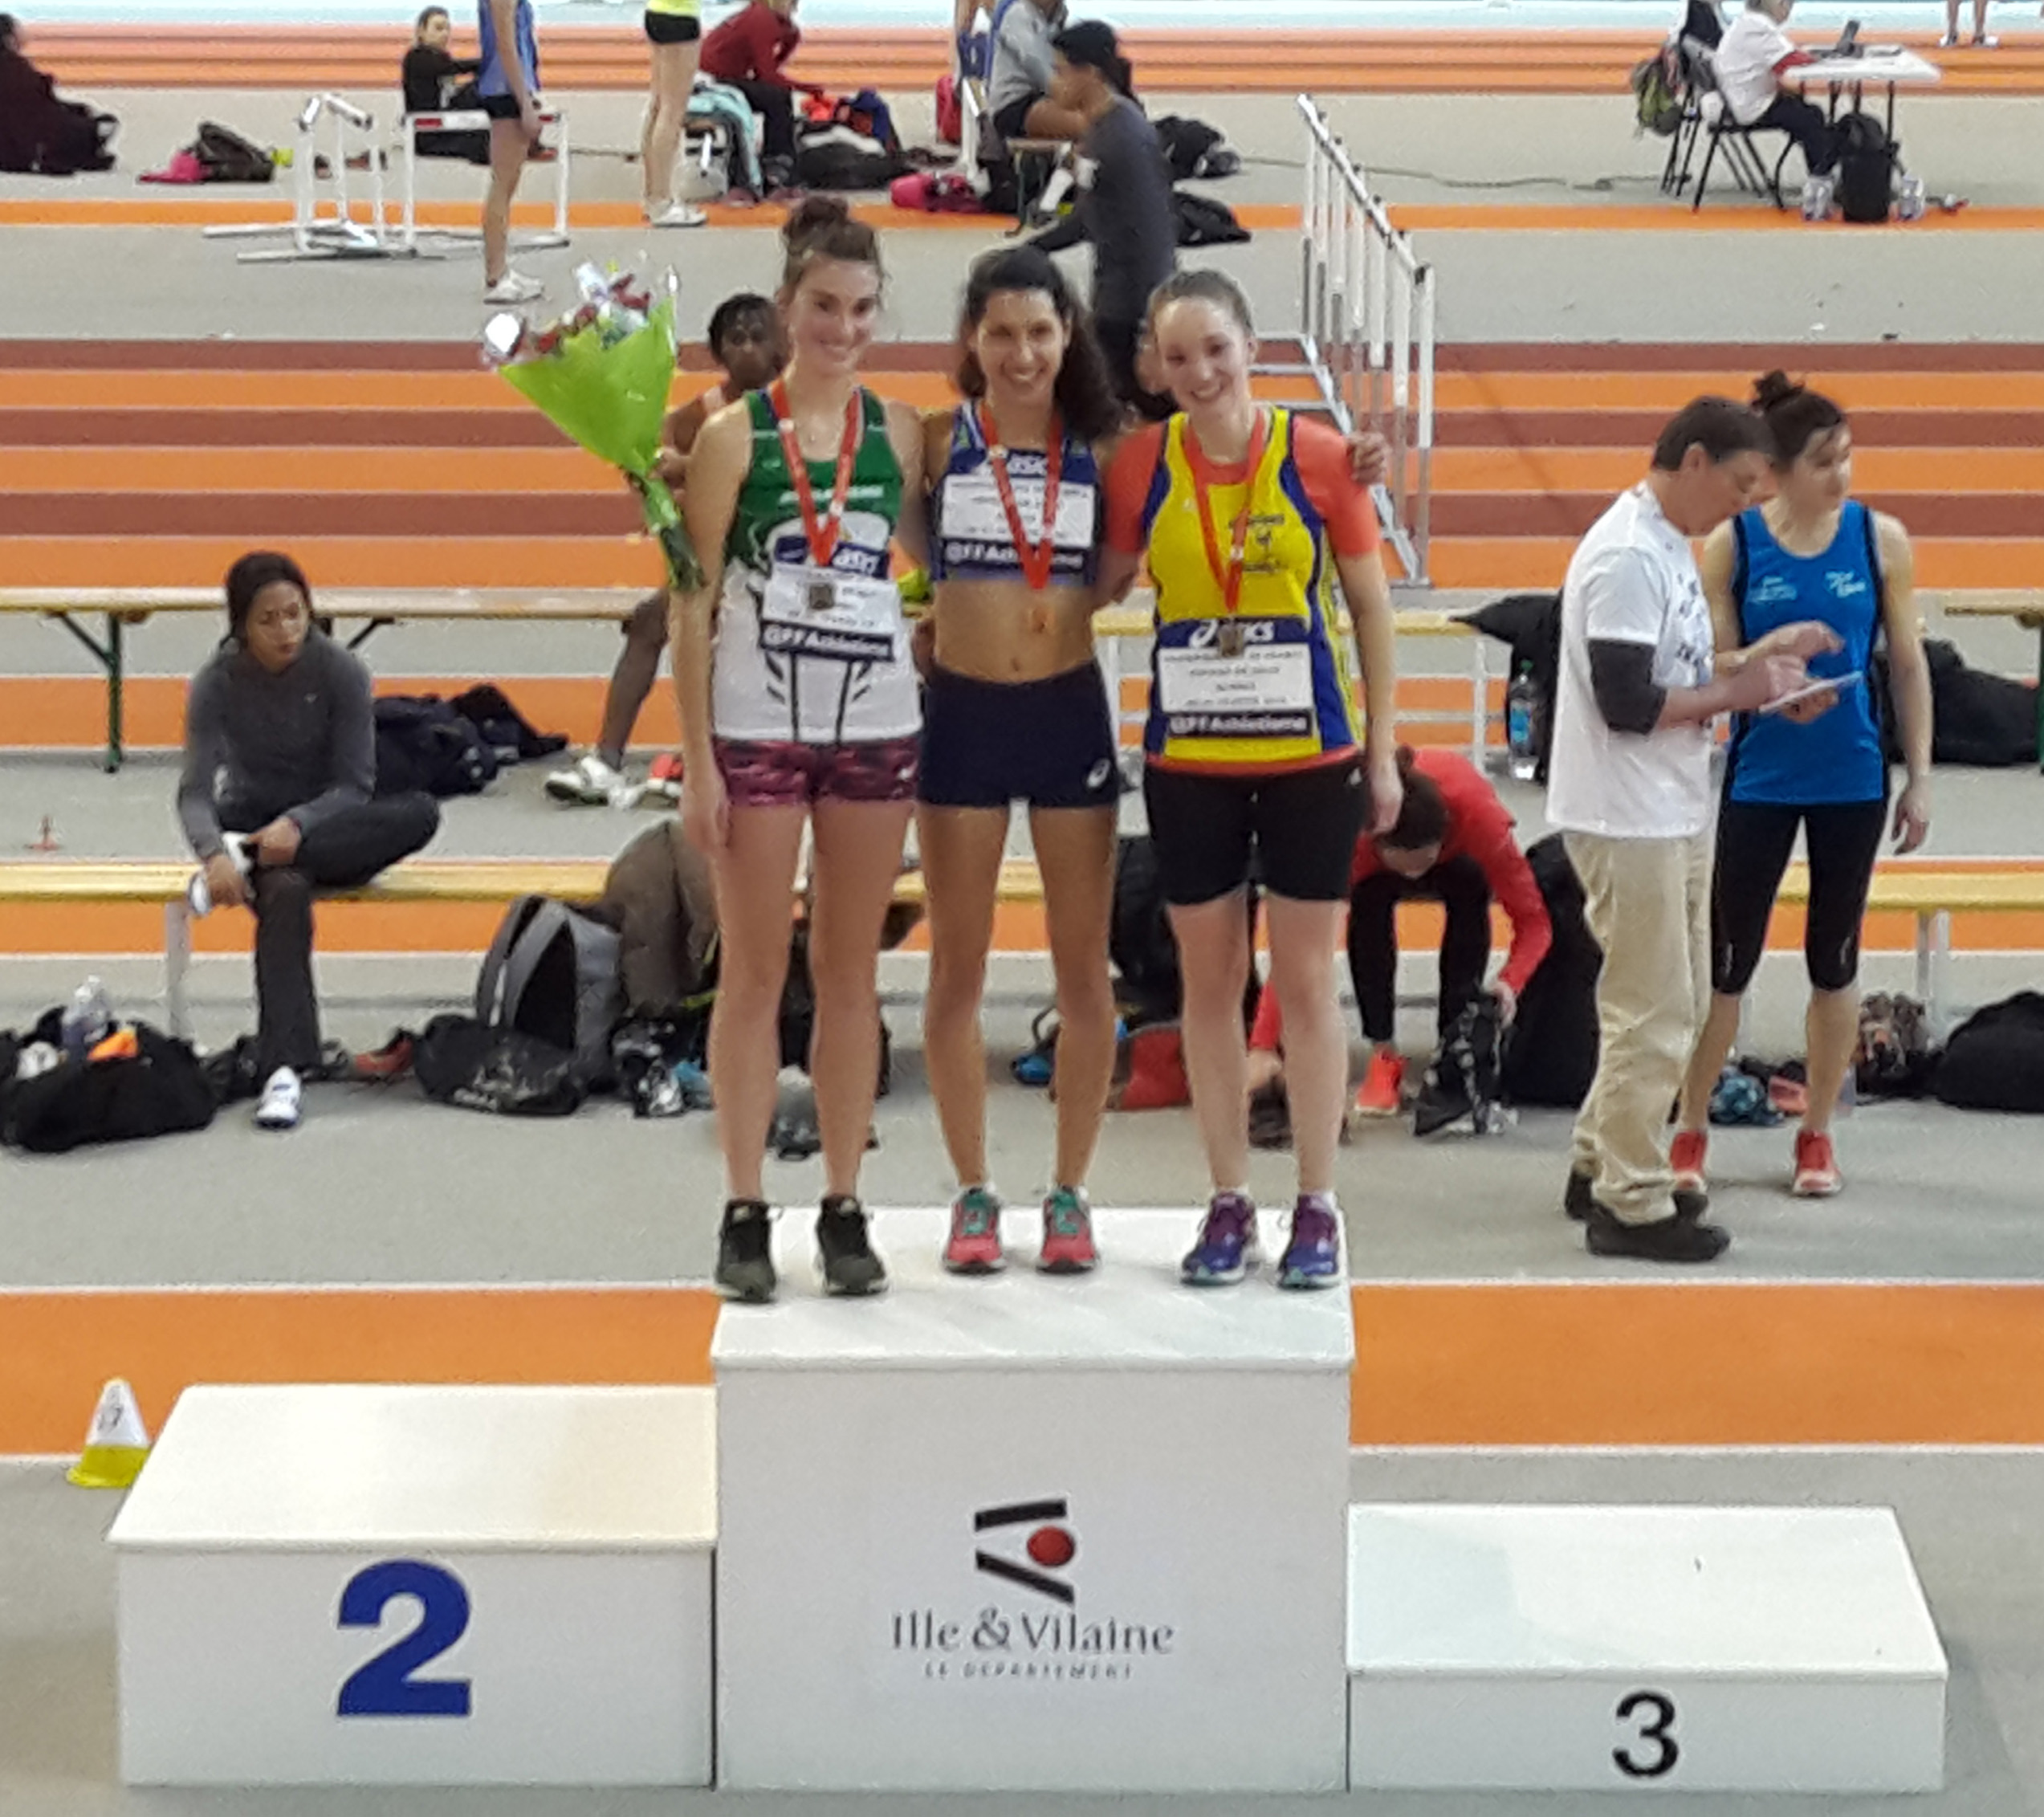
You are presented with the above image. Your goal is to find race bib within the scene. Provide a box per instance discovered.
[1157,642,1314,741]
[938,467,1096,579]
[760,565,899,664]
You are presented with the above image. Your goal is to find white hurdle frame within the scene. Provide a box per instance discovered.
[1296,93,1435,592]
[398,105,571,255]
[204,94,396,263]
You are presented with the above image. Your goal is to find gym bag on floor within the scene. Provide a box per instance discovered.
[476,894,623,1089]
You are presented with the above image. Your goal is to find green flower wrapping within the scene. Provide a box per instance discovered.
[498,294,704,593]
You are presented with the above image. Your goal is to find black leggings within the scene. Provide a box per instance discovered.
[1711,797,1887,997]
[1347,854,1492,1045]
[1750,92,1838,178]
[727,77,797,162]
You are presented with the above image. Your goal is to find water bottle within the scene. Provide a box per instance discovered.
[1801,172,1834,222]
[60,976,112,1063]
[1505,660,1539,782]
[1896,174,1926,222]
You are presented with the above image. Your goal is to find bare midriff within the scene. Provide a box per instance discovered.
[930,576,1098,683]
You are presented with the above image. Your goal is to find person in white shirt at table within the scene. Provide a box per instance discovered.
[1712,0,1838,197]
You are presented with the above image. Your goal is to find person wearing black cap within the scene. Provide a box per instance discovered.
[1029,19,1175,419]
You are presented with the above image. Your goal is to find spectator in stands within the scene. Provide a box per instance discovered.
[641,0,706,227]
[0,13,116,174]
[547,292,784,807]
[1942,0,1996,48]
[1672,373,1933,1200]
[1030,21,1175,419]
[402,6,487,164]
[1242,745,1552,1123]
[1712,0,1838,198]
[987,0,1088,149]
[1547,397,1834,1263]
[700,0,820,192]
[179,553,440,1133]
[477,0,546,303]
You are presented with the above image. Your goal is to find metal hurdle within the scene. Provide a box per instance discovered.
[204,94,398,263]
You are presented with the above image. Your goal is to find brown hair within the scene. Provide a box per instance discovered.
[779,194,883,296]
[1142,267,1254,339]
[1378,747,1448,852]
[955,244,1122,445]
[1751,369,1849,468]
[1649,395,1770,471]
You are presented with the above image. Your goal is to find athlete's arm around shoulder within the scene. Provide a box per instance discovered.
[885,397,930,568]
[1092,422,1167,607]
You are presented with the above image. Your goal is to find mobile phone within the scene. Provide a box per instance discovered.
[1760,671,1864,715]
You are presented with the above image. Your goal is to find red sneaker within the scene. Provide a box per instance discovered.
[1792,1129,1841,1198]
[1671,1127,1708,1193]
[1352,1049,1406,1118]
[1036,1187,1098,1274]
[941,1188,1004,1274]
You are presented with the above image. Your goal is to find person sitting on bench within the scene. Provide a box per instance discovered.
[987,0,1088,148]
[1712,0,1839,196]
[403,6,489,163]
[0,13,116,173]
[179,552,440,1132]
[699,0,820,193]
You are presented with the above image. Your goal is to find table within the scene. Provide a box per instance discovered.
[1786,47,1941,143]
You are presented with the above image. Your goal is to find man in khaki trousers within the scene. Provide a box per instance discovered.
[1546,397,1838,1263]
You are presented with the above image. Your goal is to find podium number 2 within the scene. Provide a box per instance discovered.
[1613,1689,1679,1778]
[336,1560,473,1717]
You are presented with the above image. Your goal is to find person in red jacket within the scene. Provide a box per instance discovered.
[1248,745,1551,1118]
[700,0,819,182]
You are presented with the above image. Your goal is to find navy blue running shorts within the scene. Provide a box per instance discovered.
[918,662,1121,811]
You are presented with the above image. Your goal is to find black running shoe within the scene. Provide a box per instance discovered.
[715,1199,777,1303]
[1583,1200,1731,1264]
[1565,1169,1708,1224]
[817,1195,887,1297]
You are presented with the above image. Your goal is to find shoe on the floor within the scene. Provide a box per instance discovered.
[544,752,626,806]
[1972,32,2001,46]
[1584,1200,1730,1264]
[1792,1128,1842,1197]
[638,752,685,805]
[1182,1190,1260,1286]
[1353,1049,1406,1118]
[1276,1193,1342,1289]
[1411,1063,1472,1139]
[943,1186,1005,1274]
[254,1066,302,1131]
[646,200,708,227]
[817,1195,887,1296]
[1563,1166,1595,1222]
[1940,27,1960,44]
[1037,1185,1098,1274]
[483,270,544,304]
[352,1031,415,1082]
[1671,1127,1708,1194]
[716,1198,778,1303]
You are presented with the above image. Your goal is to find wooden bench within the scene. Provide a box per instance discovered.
[0,588,638,771]
[0,855,1046,1037]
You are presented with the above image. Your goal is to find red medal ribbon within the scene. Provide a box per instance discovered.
[978,402,1064,595]
[771,377,861,568]
[1189,407,1270,617]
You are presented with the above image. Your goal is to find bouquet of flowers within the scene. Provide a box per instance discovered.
[483,265,703,591]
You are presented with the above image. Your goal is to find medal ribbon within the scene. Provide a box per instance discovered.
[1191,407,1270,617]
[978,402,1064,594]
[771,377,861,568]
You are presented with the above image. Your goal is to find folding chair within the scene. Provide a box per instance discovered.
[1674,49,1794,212]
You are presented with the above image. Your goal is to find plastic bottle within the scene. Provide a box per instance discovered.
[1505,660,1539,782]
[1801,173,1834,222]
[1895,174,1926,222]
[61,976,112,1062]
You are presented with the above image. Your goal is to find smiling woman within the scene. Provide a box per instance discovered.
[177,551,440,1131]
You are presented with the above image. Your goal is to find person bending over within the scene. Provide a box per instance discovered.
[700,0,820,192]
[548,291,784,807]
[403,6,487,163]
[1248,745,1553,1123]
[179,552,440,1132]
[1028,21,1175,420]
[1712,0,1838,196]
[1672,373,1932,1200]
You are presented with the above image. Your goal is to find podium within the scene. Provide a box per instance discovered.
[712,1206,1354,1792]
[1347,1503,1948,1793]
[110,1385,717,1786]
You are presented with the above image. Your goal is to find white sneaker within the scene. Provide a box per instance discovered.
[483,270,545,304]
[254,1066,302,1131]
[186,833,254,917]
[543,752,627,806]
[646,201,708,228]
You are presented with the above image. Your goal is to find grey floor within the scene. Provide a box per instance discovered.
[5,77,2044,1817]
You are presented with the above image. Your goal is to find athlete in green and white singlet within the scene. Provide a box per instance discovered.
[711,386,918,747]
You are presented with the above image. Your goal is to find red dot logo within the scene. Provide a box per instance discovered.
[1027,1526,1076,1569]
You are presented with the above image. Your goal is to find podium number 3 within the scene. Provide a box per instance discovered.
[336,1560,473,1717]
[1613,1689,1679,1778]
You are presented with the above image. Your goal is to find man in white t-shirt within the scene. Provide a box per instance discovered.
[1712,0,1838,184]
[1549,397,1838,1263]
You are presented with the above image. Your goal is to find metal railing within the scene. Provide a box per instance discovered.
[1296,94,1435,589]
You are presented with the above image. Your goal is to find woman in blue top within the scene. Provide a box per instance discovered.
[1674,372,1933,1200]
[477,0,544,302]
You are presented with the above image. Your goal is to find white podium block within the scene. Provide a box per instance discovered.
[714,1206,1354,1792]
[109,1384,716,1786]
[1348,1503,1947,1794]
